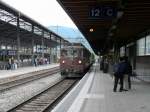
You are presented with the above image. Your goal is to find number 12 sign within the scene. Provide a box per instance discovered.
[89,6,117,19]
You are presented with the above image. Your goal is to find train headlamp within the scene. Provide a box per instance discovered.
[62,60,65,64]
[78,60,82,64]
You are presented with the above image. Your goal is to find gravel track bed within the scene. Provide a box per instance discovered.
[0,73,62,112]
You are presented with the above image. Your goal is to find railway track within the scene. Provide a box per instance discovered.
[7,79,78,112]
[0,67,60,91]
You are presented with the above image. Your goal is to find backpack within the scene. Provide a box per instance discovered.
[116,62,127,75]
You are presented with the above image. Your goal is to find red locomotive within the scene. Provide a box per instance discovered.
[60,43,94,78]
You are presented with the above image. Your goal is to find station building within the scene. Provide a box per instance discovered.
[0,1,69,69]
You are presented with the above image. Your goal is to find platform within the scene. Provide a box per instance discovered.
[52,63,150,112]
[0,63,59,84]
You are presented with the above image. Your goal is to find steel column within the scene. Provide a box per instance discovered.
[17,13,20,66]
[41,30,44,58]
[49,33,52,63]
[31,25,34,60]
[56,38,58,63]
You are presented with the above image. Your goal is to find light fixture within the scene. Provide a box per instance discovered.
[89,28,94,32]
[109,33,113,36]
[111,25,117,30]
[117,11,124,19]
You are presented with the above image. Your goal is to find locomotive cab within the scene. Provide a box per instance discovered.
[60,43,93,78]
[60,44,88,77]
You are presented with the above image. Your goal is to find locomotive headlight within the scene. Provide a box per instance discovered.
[78,60,82,64]
[62,60,65,64]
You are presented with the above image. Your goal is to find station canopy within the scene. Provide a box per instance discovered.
[0,1,69,48]
[57,0,150,55]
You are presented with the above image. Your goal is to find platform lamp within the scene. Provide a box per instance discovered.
[89,28,94,32]
[117,10,124,20]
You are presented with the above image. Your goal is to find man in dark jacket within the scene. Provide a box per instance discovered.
[124,56,132,89]
[113,57,127,92]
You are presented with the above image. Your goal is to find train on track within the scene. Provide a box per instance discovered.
[60,43,94,78]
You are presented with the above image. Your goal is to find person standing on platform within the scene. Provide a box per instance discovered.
[124,56,132,90]
[100,58,104,70]
[113,57,127,92]
[7,58,11,70]
[112,62,118,79]
[103,58,109,73]
[10,57,15,70]
[33,57,37,67]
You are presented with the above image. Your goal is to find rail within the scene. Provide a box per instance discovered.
[7,79,78,112]
[0,67,60,91]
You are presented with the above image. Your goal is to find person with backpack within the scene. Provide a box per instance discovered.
[124,56,132,90]
[113,57,127,92]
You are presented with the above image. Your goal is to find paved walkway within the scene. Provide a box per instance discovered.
[52,63,150,112]
[0,63,59,79]
[94,67,150,112]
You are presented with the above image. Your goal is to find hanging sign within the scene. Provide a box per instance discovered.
[89,6,117,19]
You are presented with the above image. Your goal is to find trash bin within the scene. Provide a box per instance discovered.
[103,62,108,73]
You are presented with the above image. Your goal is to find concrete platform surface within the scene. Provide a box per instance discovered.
[0,63,59,78]
[52,63,150,112]
[0,63,59,84]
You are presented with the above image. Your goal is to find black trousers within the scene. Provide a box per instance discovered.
[113,75,124,91]
[125,74,131,89]
[128,75,131,89]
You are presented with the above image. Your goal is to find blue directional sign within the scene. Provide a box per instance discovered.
[0,50,7,55]
[89,6,117,19]
[8,50,16,55]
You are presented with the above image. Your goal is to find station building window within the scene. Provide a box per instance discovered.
[137,37,145,56]
[146,35,150,55]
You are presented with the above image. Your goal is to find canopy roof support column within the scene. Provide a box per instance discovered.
[60,38,61,50]
[56,38,58,63]
[49,33,52,63]
[31,25,34,61]
[41,30,44,58]
[17,13,20,66]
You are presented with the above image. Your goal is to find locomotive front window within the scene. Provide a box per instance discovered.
[61,50,67,57]
[73,50,78,57]
[61,47,82,58]
[73,49,82,57]
[67,50,73,57]
[78,49,82,57]
[61,49,73,57]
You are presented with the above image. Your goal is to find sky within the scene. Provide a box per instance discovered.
[2,0,77,28]
[2,0,94,53]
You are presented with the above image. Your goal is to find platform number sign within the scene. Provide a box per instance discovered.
[89,6,117,19]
